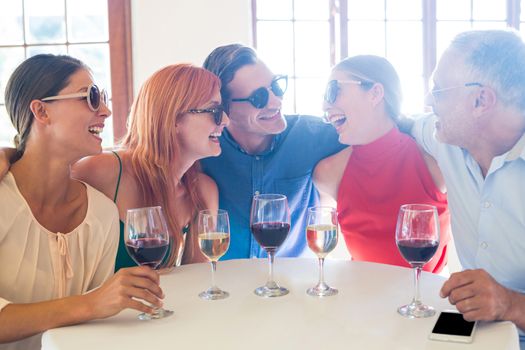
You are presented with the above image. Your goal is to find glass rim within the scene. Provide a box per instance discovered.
[127,205,163,213]
[198,208,228,216]
[399,203,437,213]
[307,206,337,213]
[253,193,287,201]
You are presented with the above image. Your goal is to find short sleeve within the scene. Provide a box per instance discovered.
[297,116,345,160]
[411,113,440,158]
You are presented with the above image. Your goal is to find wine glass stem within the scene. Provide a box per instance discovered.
[267,251,275,283]
[317,257,325,286]
[210,261,217,288]
[412,266,422,305]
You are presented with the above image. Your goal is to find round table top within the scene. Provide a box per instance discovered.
[42,258,519,350]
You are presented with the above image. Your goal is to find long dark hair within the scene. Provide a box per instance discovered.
[4,54,88,161]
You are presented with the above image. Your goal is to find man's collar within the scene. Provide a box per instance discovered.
[505,132,525,161]
[222,128,280,156]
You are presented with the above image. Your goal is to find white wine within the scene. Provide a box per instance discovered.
[306,224,337,258]
[198,232,230,261]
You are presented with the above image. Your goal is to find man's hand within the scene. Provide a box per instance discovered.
[440,269,514,322]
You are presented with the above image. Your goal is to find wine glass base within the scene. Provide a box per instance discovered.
[199,288,230,300]
[397,303,435,318]
[306,286,338,297]
[138,307,174,321]
[254,285,289,298]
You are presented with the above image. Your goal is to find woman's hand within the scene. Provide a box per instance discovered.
[84,266,165,319]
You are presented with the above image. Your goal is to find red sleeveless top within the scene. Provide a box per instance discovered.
[337,127,450,273]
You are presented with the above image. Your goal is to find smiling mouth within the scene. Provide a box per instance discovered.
[88,126,104,136]
[258,111,281,121]
[328,114,347,128]
[209,131,222,142]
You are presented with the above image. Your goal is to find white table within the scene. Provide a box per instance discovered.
[42,258,519,350]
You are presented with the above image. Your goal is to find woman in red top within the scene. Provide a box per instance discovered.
[314,55,450,273]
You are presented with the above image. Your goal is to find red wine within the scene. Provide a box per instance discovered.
[250,222,290,252]
[126,238,169,268]
[397,239,439,266]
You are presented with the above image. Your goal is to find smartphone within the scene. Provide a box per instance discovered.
[428,310,477,343]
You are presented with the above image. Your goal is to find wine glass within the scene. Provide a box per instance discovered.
[306,206,338,297]
[197,209,230,300]
[124,206,174,320]
[395,204,440,318]
[250,194,291,297]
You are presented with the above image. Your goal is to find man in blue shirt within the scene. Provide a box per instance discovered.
[413,30,525,346]
[201,44,344,259]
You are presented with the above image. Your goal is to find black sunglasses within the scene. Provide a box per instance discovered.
[324,79,374,104]
[41,84,108,112]
[186,106,225,125]
[230,75,288,109]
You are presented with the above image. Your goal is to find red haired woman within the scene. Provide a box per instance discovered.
[73,64,229,269]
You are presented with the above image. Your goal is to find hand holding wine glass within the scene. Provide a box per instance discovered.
[125,206,174,320]
[396,204,440,318]
[197,209,230,300]
[306,206,338,297]
[250,194,291,297]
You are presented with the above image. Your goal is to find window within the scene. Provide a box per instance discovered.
[253,0,521,116]
[0,0,132,148]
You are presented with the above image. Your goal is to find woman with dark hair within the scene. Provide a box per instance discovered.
[314,55,451,273]
[0,63,229,271]
[0,54,163,349]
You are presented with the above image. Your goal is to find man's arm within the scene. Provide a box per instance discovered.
[440,269,525,331]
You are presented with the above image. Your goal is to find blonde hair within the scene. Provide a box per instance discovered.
[121,64,221,267]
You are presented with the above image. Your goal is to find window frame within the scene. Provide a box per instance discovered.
[0,0,133,144]
[252,0,522,111]
[108,0,133,142]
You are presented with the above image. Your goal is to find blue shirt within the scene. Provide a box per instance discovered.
[201,115,344,259]
[413,115,525,342]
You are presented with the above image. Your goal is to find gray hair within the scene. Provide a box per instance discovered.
[450,29,525,112]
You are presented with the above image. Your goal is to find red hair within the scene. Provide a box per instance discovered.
[121,64,220,267]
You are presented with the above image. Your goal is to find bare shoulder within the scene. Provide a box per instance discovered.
[72,151,122,199]
[314,146,352,181]
[314,146,352,199]
[195,172,218,210]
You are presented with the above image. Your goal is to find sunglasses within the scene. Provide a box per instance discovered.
[186,106,225,125]
[230,75,288,109]
[324,79,374,104]
[41,84,108,112]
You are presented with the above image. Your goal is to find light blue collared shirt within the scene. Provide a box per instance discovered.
[412,115,525,344]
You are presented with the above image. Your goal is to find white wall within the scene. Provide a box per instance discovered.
[131,0,252,92]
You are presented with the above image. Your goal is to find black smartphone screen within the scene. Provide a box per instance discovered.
[432,312,476,336]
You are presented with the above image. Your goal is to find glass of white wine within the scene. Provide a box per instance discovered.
[197,209,230,300]
[306,206,338,297]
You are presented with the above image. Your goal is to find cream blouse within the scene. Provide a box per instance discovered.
[0,172,119,350]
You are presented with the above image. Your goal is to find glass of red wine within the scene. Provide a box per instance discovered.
[250,194,291,297]
[395,204,440,318]
[125,206,174,320]
[306,206,338,297]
